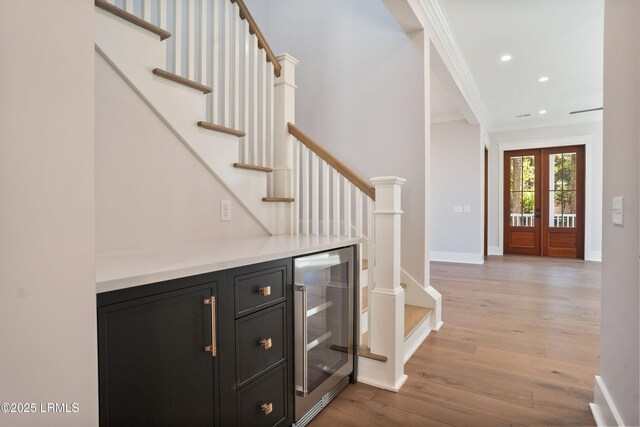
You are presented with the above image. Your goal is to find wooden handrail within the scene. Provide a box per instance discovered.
[230,0,282,77]
[288,123,376,201]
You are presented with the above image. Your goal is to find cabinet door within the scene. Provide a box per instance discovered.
[98,282,218,427]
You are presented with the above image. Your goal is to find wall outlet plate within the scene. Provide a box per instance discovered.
[220,200,231,221]
[612,196,623,225]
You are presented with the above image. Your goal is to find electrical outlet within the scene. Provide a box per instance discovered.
[220,200,231,221]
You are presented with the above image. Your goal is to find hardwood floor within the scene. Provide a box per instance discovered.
[309,256,601,426]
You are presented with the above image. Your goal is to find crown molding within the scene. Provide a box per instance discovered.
[401,0,493,131]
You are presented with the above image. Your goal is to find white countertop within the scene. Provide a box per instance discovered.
[96,235,361,293]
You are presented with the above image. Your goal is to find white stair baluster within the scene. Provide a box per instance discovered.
[268,63,275,171]
[143,0,151,22]
[302,146,310,236]
[311,153,320,235]
[174,0,182,76]
[222,0,231,127]
[344,181,352,238]
[124,0,134,13]
[355,188,363,237]
[187,0,195,81]
[242,19,250,163]
[200,0,208,86]
[260,50,268,167]
[292,140,300,235]
[251,36,259,164]
[232,2,241,130]
[211,0,220,124]
[159,0,168,69]
[322,161,330,236]
[333,170,341,236]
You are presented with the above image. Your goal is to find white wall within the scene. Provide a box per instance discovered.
[430,120,483,263]
[0,2,98,425]
[95,53,267,253]
[593,1,640,425]
[244,0,429,284]
[489,121,603,260]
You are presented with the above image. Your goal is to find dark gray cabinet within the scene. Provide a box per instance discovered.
[97,259,292,427]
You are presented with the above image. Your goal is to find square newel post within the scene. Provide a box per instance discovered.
[272,53,299,234]
[368,176,407,391]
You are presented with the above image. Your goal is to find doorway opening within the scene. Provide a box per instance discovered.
[503,145,585,258]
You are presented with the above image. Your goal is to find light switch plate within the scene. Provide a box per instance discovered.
[454,205,463,213]
[463,205,472,213]
[612,196,623,225]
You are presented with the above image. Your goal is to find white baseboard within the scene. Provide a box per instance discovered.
[488,246,501,256]
[591,375,625,426]
[430,251,484,264]
[586,251,602,262]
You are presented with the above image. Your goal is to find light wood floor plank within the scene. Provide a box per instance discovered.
[309,255,600,426]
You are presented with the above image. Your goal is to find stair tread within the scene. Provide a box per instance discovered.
[262,197,294,202]
[404,305,433,340]
[198,121,245,137]
[152,68,213,94]
[95,0,171,41]
[357,346,388,363]
[356,332,387,362]
[233,163,273,173]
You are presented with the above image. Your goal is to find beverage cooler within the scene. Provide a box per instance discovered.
[293,246,355,426]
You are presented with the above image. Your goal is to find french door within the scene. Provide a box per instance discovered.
[503,145,585,259]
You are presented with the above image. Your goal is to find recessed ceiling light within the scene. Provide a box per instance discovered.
[539,76,549,82]
[539,110,547,115]
[501,54,512,62]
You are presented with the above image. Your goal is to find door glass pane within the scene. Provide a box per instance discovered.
[549,153,577,228]
[509,155,535,227]
[522,156,535,191]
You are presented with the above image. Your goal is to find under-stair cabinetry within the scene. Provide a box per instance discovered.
[97,273,223,427]
[97,260,292,427]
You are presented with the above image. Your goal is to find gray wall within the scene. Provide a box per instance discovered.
[431,120,483,261]
[0,1,98,425]
[600,0,640,424]
[244,0,428,285]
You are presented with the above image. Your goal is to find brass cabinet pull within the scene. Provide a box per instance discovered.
[203,297,216,357]
[259,338,272,350]
[260,403,273,415]
[258,285,271,296]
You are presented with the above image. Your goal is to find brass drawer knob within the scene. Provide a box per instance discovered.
[260,403,273,415]
[258,285,271,296]
[259,338,272,350]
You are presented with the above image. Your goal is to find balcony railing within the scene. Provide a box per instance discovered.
[510,213,576,228]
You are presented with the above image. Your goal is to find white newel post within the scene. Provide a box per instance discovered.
[273,53,299,234]
[368,176,407,391]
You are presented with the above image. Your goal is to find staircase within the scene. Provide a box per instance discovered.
[94,0,441,392]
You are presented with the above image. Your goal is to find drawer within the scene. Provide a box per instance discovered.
[233,265,286,318]
[237,363,287,427]
[237,304,286,387]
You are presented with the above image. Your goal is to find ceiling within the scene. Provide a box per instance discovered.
[437,0,604,132]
